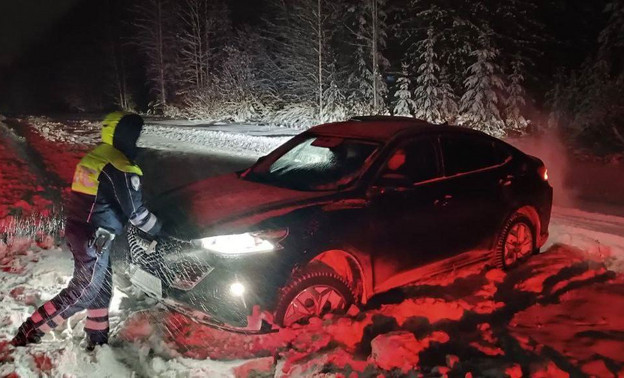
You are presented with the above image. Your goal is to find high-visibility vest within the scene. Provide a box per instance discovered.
[71,143,143,196]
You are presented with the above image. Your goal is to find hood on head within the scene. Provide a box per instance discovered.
[102,112,144,160]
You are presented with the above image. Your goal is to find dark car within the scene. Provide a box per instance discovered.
[113,116,552,332]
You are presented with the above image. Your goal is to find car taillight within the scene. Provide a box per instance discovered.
[538,166,548,181]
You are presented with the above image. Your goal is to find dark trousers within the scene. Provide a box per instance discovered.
[22,221,112,343]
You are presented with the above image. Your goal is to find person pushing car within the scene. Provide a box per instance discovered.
[11,112,161,350]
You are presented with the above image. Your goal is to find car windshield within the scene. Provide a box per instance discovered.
[246,136,379,191]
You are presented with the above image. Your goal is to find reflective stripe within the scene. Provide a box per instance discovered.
[71,144,143,195]
[130,209,149,226]
[85,319,109,331]
[44,302,56,315]
[31,311,43,323]
[51,315,65,327]
[87,308,109,318]
[139,213,157,233]
[39,323,52,332]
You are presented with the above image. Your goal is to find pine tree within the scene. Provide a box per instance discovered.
[504,58,528,132]
[459,33,506,136]
[410,28,458,124]
[413,28,443,123]
[392,63,415,116]
[439,68,459,124]
[322,62,348,122]
[346,0,389,115]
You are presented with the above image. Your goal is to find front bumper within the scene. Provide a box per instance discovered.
[126,227,291,329]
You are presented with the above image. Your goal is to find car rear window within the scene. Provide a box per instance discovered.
[441,136,510,176]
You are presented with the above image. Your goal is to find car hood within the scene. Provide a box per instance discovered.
[152,173,333,239]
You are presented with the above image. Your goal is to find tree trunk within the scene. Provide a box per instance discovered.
[372,0,378,113]
[318,0,323,122]
[157,0,167,107]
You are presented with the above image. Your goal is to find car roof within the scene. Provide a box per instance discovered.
[307,116,486,142]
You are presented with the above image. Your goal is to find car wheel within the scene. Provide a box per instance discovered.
[274,263,356,327]
[495,213,536,270]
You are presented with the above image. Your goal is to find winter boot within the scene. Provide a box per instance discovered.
[85,330,109,352]
[10,320,44,347]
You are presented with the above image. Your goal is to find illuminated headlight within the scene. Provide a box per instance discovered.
[196,229,287,255]
[229,282,246,297]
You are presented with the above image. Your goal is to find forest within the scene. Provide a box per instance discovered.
[2,0,623,150]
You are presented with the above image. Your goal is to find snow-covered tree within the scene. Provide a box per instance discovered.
[264,0,340,123]
[412,29,444,123]
[322,64,348,122]
[177,0,231,92]
[458,34,506,136]
[346,0,390,115]
[504,59,528,132]
[398,0,545,116]
[131,0,177,111]
[392,63,415,116]
[439,68,459,124]
[407,28,458,124]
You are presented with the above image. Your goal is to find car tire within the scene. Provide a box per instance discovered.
[273,263,356,327]
[495,213,537,270]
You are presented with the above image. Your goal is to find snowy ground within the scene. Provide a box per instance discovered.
[1,116,624,377]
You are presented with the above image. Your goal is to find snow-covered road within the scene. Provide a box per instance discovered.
[1,116,624,377]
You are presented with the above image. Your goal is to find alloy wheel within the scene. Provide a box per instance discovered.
[283,285,346,327]
[504,222,534,267]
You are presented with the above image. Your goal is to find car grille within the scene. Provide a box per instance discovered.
[127,226,213,290]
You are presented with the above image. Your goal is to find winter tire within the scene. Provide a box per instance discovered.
[274,263,356,327]
[495,213,536,270]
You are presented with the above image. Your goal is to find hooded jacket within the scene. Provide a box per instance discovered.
[65,112,161,236]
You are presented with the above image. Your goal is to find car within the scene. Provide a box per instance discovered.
[112,116,553,332]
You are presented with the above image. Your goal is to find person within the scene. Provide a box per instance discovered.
[11,112,162,350]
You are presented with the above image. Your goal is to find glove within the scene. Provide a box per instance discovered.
[90,228,115,255]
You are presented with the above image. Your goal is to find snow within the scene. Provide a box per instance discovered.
[140,124,292,158]
[1,116,624,376]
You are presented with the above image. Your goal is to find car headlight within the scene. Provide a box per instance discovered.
[196,229,288,255]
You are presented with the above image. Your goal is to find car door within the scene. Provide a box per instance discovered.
[368,136,448,288]
[436,134,512,256]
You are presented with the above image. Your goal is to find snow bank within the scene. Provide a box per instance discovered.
[549,207,624,271]
[141,125,291,158]
[25,116,100,147]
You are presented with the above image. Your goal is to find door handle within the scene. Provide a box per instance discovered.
[499,174,514,186]
[434,194,453,207]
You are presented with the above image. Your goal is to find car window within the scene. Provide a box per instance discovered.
[380,138,440,185]
[246,136,379,191]
[441,136,509,176]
